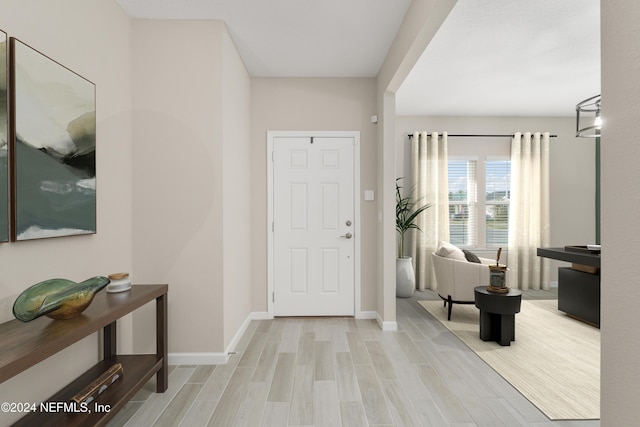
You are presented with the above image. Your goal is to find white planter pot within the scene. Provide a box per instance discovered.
[396,257,415,298]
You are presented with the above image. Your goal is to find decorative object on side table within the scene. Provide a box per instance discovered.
[12,276,110,322]
[395,178,432,297]
[71,363,123,405]
[488,247,508,293]
[107,272,131,293]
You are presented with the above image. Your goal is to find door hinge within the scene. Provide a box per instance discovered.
[272,292,275,303]
[272,221,274,232]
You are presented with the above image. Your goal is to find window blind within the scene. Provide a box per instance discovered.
[448,160,477,246]
[485,160,511,247]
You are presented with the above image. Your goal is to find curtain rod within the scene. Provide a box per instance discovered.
[407,133,558,138]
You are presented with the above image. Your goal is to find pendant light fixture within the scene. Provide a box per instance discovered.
[576,94,602,137]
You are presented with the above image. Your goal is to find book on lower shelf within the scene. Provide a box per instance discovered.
[71,363,123,404]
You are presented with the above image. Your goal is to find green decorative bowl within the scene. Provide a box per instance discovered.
[13,276,110,322]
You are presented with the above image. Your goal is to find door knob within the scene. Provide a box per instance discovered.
[340,233,353,239]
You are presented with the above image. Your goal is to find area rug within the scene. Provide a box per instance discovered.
[417,299,600,420]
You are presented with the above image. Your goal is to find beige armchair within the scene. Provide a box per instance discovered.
[432,251,500,320]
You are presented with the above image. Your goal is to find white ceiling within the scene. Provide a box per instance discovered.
[396,0,601,117]
[115,0,412,77]
[115,0,601,117]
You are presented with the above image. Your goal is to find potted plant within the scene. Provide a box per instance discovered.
[396,178,432,297]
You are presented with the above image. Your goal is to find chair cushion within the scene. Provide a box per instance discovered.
[435,241,466,261]
[463,249,481,263]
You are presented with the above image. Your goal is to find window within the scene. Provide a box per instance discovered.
[485,160,511,246]
[448,158,510,248]
[448,160,476,246]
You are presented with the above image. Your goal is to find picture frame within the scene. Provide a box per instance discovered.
[9,38,96,241]
[0,30,9,242]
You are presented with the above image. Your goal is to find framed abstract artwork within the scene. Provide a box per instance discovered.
[9,38,96,241]
[0,30,9,242]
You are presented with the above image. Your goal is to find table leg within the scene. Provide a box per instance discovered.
[498,314,515,346]
[479,310,492,341]
[156,292,168,393]
[103,321,117,359]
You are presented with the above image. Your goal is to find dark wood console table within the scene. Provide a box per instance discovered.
[0,284,168,426]
[537,247,600,326]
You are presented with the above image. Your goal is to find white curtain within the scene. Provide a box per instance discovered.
[409,132,450,291]
[508,132,551,290]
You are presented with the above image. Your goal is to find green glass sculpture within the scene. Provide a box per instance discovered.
[13,276,110,322]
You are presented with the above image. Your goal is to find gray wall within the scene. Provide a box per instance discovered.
[601,0,640,424]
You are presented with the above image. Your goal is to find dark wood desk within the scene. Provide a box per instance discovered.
[537,247,600,268]
[1,284,168,426]
[537,247,600,326]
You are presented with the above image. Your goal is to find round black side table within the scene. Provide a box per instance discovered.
[474,286,522,346]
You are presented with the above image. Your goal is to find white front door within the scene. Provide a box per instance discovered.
[272,135,355,316]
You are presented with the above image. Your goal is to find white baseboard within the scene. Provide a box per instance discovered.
[250,311,270,320]
[359,311,397,330]
[376,313,398,331]
[356,310,377,320]
[168,311,271,366]
[225,311,270,357]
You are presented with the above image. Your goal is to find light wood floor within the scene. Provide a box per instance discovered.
[107,288,600,427]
